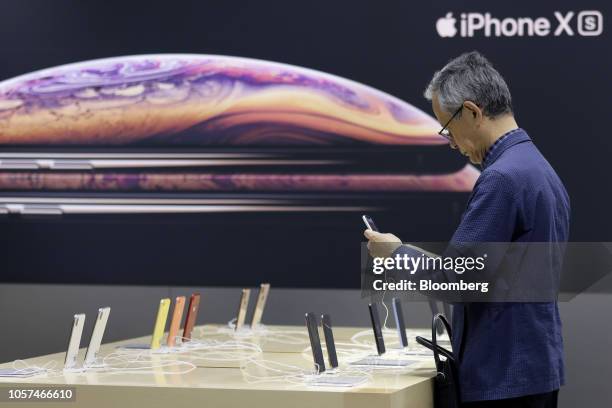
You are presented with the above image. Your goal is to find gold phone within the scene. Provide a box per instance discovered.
[166,296,186,347]
[251,283,270,328]
[235,289,251,331]
[150,298,171,350]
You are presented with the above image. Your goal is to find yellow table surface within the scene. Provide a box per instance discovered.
[0,324,437,408]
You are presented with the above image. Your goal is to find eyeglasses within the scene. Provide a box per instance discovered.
[438,105,463,142]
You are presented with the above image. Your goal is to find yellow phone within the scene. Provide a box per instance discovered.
[150,298,171,350]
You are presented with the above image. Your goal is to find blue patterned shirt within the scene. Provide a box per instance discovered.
[395,128,570,401]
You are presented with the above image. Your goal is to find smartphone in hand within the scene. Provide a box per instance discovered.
[362,215,379,232]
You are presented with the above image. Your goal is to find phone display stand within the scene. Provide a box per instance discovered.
[234,325,255,335]
[151,346,173,354]
[306,373,368,387]
[83,359,108,369]
[249,323,267,334]
[382,342,433,357]
[0,367,46,378]
[219,321,268,337]
[117,343,151,350]
[117,344,173,354]
[399,348,434,357]
[63,366,87,373]
[349,355,418,367]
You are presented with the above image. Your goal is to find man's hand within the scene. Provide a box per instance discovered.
[363,229,402,258]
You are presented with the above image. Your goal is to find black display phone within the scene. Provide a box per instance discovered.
[392,298,409,348]
[305,312,326,373]
[362,214,379,232]
[368,303,386,355]
[321,314,339,369]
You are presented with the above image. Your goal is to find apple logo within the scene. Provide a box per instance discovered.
[436,12,457,38]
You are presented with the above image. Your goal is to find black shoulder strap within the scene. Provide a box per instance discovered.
[431,313,454,367]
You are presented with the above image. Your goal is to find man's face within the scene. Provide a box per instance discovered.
[432,94,482,164]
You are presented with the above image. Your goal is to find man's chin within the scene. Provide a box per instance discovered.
[457,149,481,165]
[467,155,481,165]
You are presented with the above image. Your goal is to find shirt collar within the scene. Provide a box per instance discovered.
[481,128,528,169]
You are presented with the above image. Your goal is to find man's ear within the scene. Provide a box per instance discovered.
[463,101,483,123]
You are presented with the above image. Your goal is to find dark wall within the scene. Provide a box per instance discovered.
[0,0,610,287]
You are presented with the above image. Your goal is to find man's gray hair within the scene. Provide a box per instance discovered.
[424,51,513,118]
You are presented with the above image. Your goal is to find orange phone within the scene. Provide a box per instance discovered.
[182,293,201,342]
[167,296,186,347]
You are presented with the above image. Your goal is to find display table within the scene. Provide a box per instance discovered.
[0,325,436,408]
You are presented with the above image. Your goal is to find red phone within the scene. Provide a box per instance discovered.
[182,293,201,341]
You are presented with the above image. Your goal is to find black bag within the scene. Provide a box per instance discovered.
[416,313,460,408]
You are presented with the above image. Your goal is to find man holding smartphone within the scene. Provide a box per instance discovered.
[363,51,569,408]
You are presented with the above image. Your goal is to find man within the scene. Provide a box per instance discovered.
[364,51,570,407]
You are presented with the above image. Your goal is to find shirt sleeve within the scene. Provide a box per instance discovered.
[390,169,519,301]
